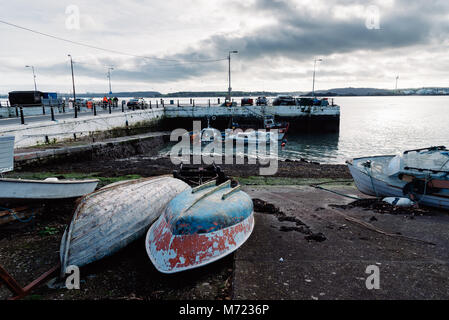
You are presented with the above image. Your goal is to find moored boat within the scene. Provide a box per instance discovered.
[146,180,254,273]
[347,146,449,209]
[60,176,190,275]
[225,130,280,144]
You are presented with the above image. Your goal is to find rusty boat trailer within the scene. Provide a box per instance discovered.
[0,263,60,300]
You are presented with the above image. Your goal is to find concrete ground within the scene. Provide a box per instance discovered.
[234,184,449,300]
[0,107,125,127]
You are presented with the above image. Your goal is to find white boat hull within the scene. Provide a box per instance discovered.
[59,176,190,274]
[0,178,99,200]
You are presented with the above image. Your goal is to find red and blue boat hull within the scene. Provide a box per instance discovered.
[146,181,254,273]
[146,213,254,273]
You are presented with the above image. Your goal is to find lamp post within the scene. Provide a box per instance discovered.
[395,75,399,92]
[312,58,323,97]
[68,54,77,118]
[227,50,238,102]
[25,65,37,92]
[107,67,114,95]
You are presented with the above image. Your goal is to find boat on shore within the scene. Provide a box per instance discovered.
[0,177,99,201]
[60,176,190,275]
[0,135,98,201]
[347,146,449,209]
[146,180,254,273]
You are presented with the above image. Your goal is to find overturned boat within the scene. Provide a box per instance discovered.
[347,146,449,209]
[60,176,190,275]
[146,180,254,273]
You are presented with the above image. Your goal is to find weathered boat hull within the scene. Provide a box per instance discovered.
[147,211,254,274]
[60,176,190,275]
[146,180,254,273]
[0,178,98,200]
[347,158,449,209]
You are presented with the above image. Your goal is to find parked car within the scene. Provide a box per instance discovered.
[241,98,254,106]
[256,96,268,106]
[127,98,147,109]
[220,101,237,107]
[272,95,296,106]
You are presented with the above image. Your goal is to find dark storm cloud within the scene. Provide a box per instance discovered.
[201,0,449,60]
[41,0,449,83]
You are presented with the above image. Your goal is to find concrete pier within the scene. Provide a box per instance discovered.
[163,104,340,133]
[0,101,340,148]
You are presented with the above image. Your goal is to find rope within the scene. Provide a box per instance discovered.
[328,207,436,246]
[311,185,361,200]
[310,180,361,200]
[365,165,380,198]
[0,206,34,223]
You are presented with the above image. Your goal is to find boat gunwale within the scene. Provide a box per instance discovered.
[0,178,100,184]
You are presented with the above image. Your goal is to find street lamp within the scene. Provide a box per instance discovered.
[227,50,238,102]
[25,65,37,92]
[107,67,114,95]
[312,58,323,97]
[68,54,77,118]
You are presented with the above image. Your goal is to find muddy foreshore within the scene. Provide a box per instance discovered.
[16,154,352,180]
[1,151,352,300]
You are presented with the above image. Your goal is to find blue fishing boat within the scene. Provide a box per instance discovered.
[146,180,254,273]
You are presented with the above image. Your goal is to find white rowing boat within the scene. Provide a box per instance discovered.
[0,177,99,200]
[0,135,98,200]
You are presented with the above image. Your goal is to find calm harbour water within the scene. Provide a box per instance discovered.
[3,96,448,164]
[159,96,449,164]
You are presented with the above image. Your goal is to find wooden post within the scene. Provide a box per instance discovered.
[20,107,25,125]
[51,107,55,121]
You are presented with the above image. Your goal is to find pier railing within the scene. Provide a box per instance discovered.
[0,97,339,125]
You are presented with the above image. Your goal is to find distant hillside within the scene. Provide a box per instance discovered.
[72,91,161,98]
[310,87,395,96]
[159,91,289,98]
[3,87,449,98]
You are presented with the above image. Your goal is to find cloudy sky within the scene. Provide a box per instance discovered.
[1,0,449,94]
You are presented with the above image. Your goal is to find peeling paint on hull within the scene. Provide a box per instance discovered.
[146,213,254,273]
[146,180,255,274]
